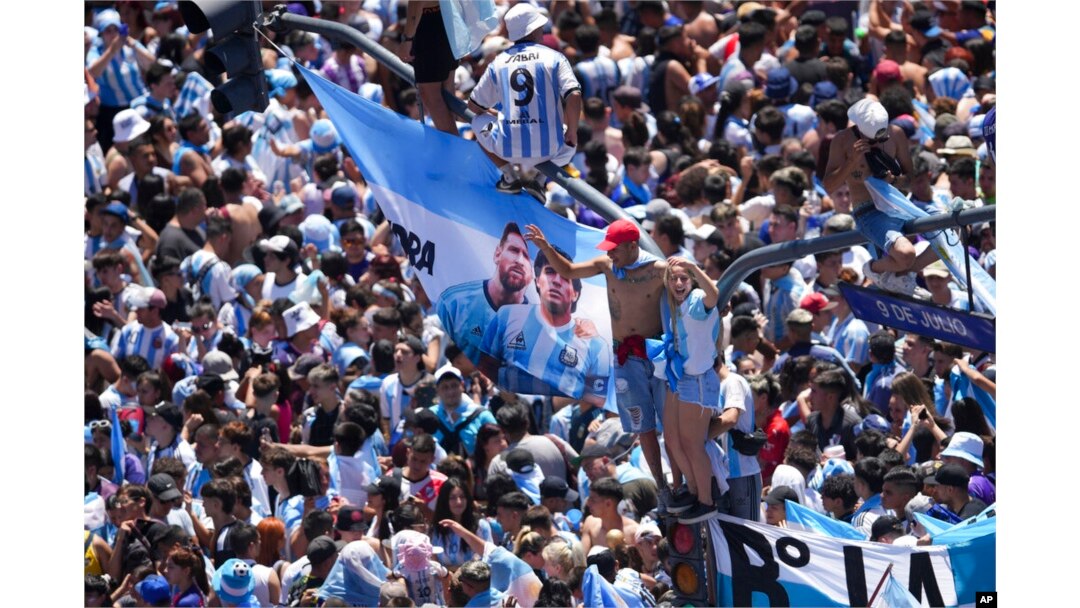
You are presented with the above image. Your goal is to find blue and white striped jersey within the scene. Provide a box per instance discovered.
[479,304,611,401]
[469,41,581,161]
[764,269,808,343]
[830,313,871,366]
[250,99,303,188]
[86,40,148,107]
[436,279,528,365]
[721,372,761,479]
[778,103,817,139]
[112,322,181,371]
[574,56,621,107]
[85,152,106,196]
[130,94,176,121]
[660,289,720,376]
[181,250,238,310]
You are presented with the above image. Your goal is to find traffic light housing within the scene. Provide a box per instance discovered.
[179,0,268,114]
[668,520,711,606]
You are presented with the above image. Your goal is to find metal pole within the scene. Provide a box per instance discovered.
[265,7,663,256]
[715,205,997,308]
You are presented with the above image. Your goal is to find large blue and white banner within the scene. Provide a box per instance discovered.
[302,66,615,406]
[708,513,995,607]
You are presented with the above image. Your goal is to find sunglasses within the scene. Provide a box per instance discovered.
[89,420,112,430]
[196,321,214,331]
[342,237,365,246]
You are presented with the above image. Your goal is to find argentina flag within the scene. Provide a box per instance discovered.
[300,64,618,409]
[863,178,996,317]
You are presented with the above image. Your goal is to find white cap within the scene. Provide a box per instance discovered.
[258,235,295,254]
[690,224,719,241]
[283,302,321,337]
[113,109,150,144]
[435,363,464,384]
[504,3,548,41]
[847,99,889,140]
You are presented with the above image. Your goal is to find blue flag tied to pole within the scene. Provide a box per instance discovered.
[863,177,996,317]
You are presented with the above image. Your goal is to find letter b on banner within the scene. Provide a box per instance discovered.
[719,519,789,606]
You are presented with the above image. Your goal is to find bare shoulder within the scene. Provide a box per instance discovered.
[623,517,639,534]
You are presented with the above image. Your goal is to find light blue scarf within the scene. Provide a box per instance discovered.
[611,249,663,280]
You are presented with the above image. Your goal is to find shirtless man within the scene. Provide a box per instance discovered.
[822,99,936,295]
[883,30,928,99]
[524,220,670,498]
[580,477,638,555]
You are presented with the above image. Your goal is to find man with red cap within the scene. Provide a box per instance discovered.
[523,219,672,503]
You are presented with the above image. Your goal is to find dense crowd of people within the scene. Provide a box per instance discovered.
[84,1,996,606]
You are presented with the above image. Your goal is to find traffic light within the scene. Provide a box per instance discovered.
[667,520,710,606]
[179,0,268,114]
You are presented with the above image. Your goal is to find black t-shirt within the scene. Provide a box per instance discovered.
[622,478,658,520]
[807,406,863,460]
[957,497,990,520]
[785,57,828,86]
[156,224,206,261]
[161,287,195,324]
[308,404,341,447]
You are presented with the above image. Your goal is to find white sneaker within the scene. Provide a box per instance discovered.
[863,261,885,287]
[881,271,917,296]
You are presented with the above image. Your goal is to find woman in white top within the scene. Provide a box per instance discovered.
[660,257,722,524]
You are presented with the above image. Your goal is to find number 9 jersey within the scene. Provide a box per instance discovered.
[469,41,582,165]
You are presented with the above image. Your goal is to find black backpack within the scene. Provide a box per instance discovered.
[434,409,484,458]
[286,458,324,497]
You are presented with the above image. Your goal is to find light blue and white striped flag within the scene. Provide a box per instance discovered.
[874,570,922,607]
[863,177,996,316]
[785,499,868,541]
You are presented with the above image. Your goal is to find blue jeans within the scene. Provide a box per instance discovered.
[853,202,906,254]
[614,355,666,433]
[675,369,721,408]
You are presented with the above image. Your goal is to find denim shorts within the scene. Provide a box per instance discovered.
[675,368,721,408]
[614,354,666,433]
[853,202,906,254]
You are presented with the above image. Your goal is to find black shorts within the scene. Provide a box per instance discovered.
[412,6,458,84]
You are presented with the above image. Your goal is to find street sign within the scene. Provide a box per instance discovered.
[837,283,995,353]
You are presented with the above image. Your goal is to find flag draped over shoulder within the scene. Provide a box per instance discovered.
[484,543,543,608]
[863,177,996,316]
[582,565,629,608]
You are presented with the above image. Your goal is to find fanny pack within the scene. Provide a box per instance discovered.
[730,428,768,456]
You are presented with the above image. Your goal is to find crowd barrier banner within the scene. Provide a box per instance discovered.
[708,513,995,607]
[302,66,616,407]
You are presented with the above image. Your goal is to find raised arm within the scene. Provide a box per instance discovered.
[439,519,487,557]
[524,224,608,280]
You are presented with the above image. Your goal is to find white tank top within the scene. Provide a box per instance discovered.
[242,560,273,607]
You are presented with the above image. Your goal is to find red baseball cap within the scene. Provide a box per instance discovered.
[597,219,640,251]
[799,292,838,314]
[873,59,902,85]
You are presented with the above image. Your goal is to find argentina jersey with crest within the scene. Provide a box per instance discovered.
[480,304,610,402]
[469,41,581,160]
[436,279,529,365]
